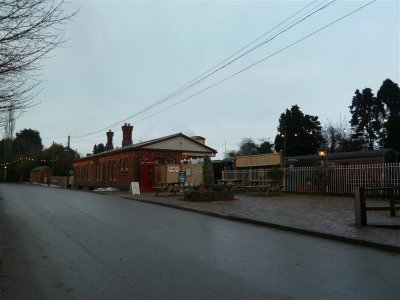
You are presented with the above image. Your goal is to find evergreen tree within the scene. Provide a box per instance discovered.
[377,79,400,150]
[6,128,43,181]
[202,156,215,189]
[349,88,384,150]
[257,140,274,154]
[274,105,323,156]
[14,129,43,156]
[40,143,76,176]
[93,143,106,154]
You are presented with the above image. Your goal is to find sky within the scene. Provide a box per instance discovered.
[13,0,400,159]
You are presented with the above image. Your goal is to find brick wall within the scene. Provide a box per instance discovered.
[73,149,182,190]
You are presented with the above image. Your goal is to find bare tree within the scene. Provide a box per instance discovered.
[3,107,15,140]
[0,0,76,119]
[322,118,362,153]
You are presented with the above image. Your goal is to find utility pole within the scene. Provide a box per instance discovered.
[52,141,55,174]
[20,157,24,182]
[66,136,71,188]
[224,141,227,158]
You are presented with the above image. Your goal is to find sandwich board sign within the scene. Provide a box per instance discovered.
[129,182,140,195]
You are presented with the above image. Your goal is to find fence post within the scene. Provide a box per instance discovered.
[355,187,367,226]
[388,188,396,217]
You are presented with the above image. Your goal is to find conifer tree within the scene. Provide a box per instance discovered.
[202,156,215,189]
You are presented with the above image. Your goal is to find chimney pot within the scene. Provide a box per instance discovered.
[105,130,114,151]
[122,124,133,147]
[191,136,205,144]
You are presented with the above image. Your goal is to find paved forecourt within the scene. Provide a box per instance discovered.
[125,192,400,252]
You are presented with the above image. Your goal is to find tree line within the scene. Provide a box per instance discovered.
[0,129,77,182]
[1,78,398,181]
[235,78,400,157]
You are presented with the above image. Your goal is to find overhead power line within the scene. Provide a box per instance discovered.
[129,0,376,125]
[70,0,336,140]
[64,0,375,147]
[116,1,328,121]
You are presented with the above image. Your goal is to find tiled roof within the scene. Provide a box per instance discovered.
[75,132,216,161]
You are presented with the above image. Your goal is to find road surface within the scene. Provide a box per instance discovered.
[0,184,399,299]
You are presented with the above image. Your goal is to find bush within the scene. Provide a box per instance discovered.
[268,168,283,182]
[212,184,230,192]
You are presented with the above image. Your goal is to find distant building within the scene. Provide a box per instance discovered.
[30,166,52,184]
[285,149,400,167]
[216,152,283,181]
[234,152,283,169]
[73,124,216,191]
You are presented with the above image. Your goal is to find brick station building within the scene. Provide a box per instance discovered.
[73,124,217,191]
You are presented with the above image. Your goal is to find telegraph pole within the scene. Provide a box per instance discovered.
[52,141,55,174]
[66,136,71,188]
[224,141,227,158]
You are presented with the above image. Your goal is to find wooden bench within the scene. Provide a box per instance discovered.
[242,183,269,196]
[355,186,400,226]
[267,184,284,196]
[218,179,243,190]
[154,182,180,196]
[242,180,283,197]
[242,185,268,191]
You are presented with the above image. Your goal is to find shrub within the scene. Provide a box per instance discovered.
[268,168,283,182]
[202,156,215,190]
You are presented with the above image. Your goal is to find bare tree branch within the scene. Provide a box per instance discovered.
[0,0,77,123]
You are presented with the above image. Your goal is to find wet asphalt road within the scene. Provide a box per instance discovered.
[0,184,399,300]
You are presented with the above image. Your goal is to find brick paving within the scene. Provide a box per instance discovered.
[116,192,400,252]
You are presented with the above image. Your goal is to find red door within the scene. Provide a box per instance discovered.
[140,160,155,192]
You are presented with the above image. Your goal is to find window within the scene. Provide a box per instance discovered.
[125,158,129,171]
[96,163,103,181]
[85,165,89,181]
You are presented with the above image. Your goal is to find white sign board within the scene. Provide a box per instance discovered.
[168,166,180,173]
[129,182,140,195]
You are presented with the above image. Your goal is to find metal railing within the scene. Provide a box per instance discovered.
[223,163,400,194]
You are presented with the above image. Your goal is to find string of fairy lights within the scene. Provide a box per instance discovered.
[3,131,320,167]
[1,157,56,168]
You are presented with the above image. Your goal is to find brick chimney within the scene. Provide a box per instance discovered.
[122,123,133,147]
[191,136,205,144]
[105,130,114,151]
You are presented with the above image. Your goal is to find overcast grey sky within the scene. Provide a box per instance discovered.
[15,0,399,158]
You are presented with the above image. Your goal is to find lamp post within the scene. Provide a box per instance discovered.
[317,148,328,193]
[4,165,7,182]
[281,131,287,190]
[317,148,327,161]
